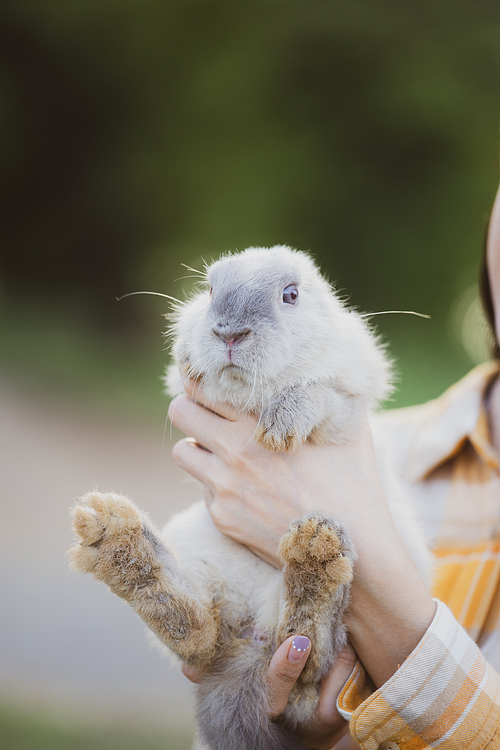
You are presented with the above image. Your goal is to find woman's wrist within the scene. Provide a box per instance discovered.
[344,523,436,687]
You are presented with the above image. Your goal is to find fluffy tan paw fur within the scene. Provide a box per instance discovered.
[70,491,220,666]
[255,424,302,452]
[277,515,353,686]
[279,516,352,582]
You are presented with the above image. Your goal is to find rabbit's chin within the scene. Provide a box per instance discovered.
[198,367,264,411]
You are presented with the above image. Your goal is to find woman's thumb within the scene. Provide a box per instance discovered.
[267,635,311,718]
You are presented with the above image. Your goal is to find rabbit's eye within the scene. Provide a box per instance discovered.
[283,284,298,305]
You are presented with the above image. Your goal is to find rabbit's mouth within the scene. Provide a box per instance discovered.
[221,361,245,373]
[217,362,252,384]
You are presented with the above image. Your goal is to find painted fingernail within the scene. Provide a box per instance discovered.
[288,636,311,662]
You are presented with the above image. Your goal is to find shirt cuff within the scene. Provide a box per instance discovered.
[337,600,500,750]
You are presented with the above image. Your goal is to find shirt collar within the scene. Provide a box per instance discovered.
[406,361,500,482]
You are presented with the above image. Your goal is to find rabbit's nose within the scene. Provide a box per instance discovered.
[212,326,251,346]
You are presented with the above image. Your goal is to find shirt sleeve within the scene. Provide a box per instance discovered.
[337,600,500,750]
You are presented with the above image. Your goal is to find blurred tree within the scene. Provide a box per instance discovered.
[0,0,499,336]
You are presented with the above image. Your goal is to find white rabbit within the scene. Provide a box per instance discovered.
[71,245,431,750]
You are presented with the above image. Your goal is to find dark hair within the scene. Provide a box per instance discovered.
[479,217,500,359]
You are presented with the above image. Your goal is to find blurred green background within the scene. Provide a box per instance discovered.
[1,0,500,747]
[2,0,500,415]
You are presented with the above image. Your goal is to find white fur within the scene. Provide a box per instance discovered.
[165,245,431,581]
[168,246,391,417]
[73,246,432,750]
[163,502,284,637]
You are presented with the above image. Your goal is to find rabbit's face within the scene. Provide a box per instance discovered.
[171,246,339,393]
[168,245,392,411]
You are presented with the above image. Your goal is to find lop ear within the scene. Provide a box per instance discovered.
[487,184,500,338]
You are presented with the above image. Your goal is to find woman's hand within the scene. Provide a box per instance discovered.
[182,635,358,750]
[169,380,436,688]
[169,380,390,568]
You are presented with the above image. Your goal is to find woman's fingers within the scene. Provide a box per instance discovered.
[181,663,206,684]
[182,637,311,714]
[267,635,311,719]
[307,644,356,738]
[172,438,219,488]
[267,642,356,750]
[183,379,241,421]
[169,394,222,453]
[202,485,215,508]
[169,392,256,456]
[182,639,356,750]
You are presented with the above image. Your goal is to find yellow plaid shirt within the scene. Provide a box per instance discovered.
[338,362,500,749]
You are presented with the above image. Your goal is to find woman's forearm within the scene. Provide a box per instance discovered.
[344,516,436,687]
[170,387,436,687]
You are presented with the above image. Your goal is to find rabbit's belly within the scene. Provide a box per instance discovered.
[162,501,284,633]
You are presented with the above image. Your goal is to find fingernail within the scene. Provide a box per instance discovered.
[288,636,310,662]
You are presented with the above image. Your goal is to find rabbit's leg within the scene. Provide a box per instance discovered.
[256,380,369,452]
[256,383,329,451]
[70,491,220,667]
[276,515,355,723]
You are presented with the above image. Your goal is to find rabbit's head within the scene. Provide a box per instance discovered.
[168,246,391,410]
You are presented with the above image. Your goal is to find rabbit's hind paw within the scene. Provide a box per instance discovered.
[70,491,157,594]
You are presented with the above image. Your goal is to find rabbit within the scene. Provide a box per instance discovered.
[70,245,431,750]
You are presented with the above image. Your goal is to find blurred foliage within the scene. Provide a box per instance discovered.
[0,302,167,421]
[0,704,193,750]
[1,0,500,408]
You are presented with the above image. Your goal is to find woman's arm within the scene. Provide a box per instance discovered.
[170,383,500,749]
[169,382,435,688]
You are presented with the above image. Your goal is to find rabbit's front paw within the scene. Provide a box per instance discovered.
[255,385,322,452]
[256,418,301,452]
[255,392,309,452]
